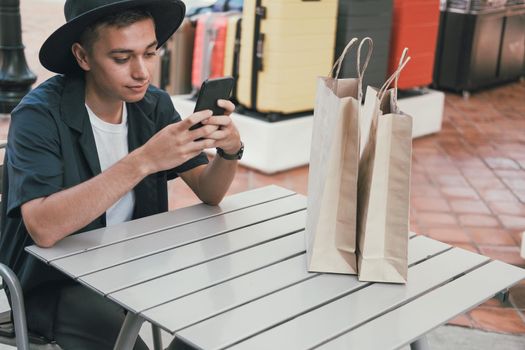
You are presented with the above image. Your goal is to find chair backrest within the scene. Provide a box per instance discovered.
[0,264,29,349]
[0,141,29,348]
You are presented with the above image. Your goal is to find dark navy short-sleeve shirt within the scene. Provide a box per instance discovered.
[0,75,208,294]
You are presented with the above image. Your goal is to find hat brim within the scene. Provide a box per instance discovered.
[39,0,185,74]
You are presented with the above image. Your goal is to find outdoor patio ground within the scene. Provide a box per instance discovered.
[2,0,524,339]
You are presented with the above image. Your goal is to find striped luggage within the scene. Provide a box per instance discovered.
[192,12,241,92]
[388,0,441,89]
[151,18,196,95]
[237,0,338,118]
[335,0,393,90]
[192,13,229,91]
[212,0,244,11]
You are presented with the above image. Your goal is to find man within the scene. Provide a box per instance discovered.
[0,0,243,348]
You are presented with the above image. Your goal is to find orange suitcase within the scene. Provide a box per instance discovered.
[388,0,441,89]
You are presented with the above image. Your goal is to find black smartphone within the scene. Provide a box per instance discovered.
[190,76,235,132]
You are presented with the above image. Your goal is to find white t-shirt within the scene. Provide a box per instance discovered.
[86,103,135,226]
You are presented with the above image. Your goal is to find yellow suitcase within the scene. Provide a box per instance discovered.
[237,0,338,118]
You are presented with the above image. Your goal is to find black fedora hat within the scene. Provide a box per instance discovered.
[39,0,186,74]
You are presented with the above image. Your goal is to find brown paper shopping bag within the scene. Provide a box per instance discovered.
[306,38,373,274]
[357,49,413,283]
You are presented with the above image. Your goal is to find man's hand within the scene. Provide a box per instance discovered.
[200,99,241,154]
[136,109,219,175]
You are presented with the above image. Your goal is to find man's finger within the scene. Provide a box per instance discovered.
[202,115,231,127]
[188,124,219,141]
[203,130,228,141]
[217,99,235,114]
[189,138,216,151]
[181,110,213,129]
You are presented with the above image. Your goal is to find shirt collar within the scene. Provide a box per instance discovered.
[59,74,158,133]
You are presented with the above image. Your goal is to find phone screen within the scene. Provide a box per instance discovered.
[190,77,235,131]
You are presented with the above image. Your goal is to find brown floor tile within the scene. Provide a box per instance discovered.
[447,314,473,328]
[488,202,525,217]
[513,189,525,203]
[458,214,500,228]
[440,186,479,200]
[502,178,525,191]
[168,179,201,210]
[470,307,525,334]
[452,242,480,254]
[410,223,422,234]
[455,157,490,169]
[469,228,517,246]
[433,174,470,187]
[411,185,442,198]
[468,177,507,191]
[461,166,496,179]
[480,188,520,202]
[484,157,521,170]
[509,230,525,247]
[411,197,450,212]
[499,215,525,230]
[415,212,458,227]
[494,169,525,180]
[449,199,491,214]
[410,171,432,186]
[510,281,525,310]
[425,228,471,244]
[480,297,505,308]
[478,245,525,266]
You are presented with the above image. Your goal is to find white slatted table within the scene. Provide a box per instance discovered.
[26,185,525,350]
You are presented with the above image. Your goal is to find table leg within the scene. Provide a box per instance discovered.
[114,312,145,350]
[152,324,163,350]
[410,335,430,350]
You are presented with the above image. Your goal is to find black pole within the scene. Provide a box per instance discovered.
[0,0,36,114]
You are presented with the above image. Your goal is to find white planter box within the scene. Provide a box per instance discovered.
[171,89,444,174]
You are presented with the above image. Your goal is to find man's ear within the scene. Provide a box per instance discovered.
[71,43,91,72]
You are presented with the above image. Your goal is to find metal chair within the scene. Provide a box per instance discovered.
[0,141,163,349]
[0,141,62,349]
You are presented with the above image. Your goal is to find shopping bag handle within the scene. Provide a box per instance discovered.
[329,38,358,79]
[329,37,373,81]
[392,48,409,103]
[378,48,411,101]
[357,37,373,102]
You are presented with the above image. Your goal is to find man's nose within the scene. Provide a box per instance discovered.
[131,57,149,81]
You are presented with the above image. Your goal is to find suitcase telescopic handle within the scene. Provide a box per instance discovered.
[160,46,170,89]
[256,33,265,71]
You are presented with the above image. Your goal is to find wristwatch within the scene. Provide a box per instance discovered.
[217,141,244,160]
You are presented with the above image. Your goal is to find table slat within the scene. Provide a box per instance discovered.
[80,211,306,295]
[26,185,294,262]
[52,195,306,277]
[317,260,525,350]
[173,235,452,347]
[109,231,306,312]
[142,254,315,333]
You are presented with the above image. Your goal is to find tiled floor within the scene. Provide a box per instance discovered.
[4,0,524,337]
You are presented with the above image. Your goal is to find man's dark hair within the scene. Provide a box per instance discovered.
[79,8,154,52]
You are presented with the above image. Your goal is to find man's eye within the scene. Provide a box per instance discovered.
[146,52,157,58]
[113,57,129,64]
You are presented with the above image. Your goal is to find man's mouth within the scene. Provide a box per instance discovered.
[127,84,148,92]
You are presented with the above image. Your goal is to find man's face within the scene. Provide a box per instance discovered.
[83,18,158,103]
